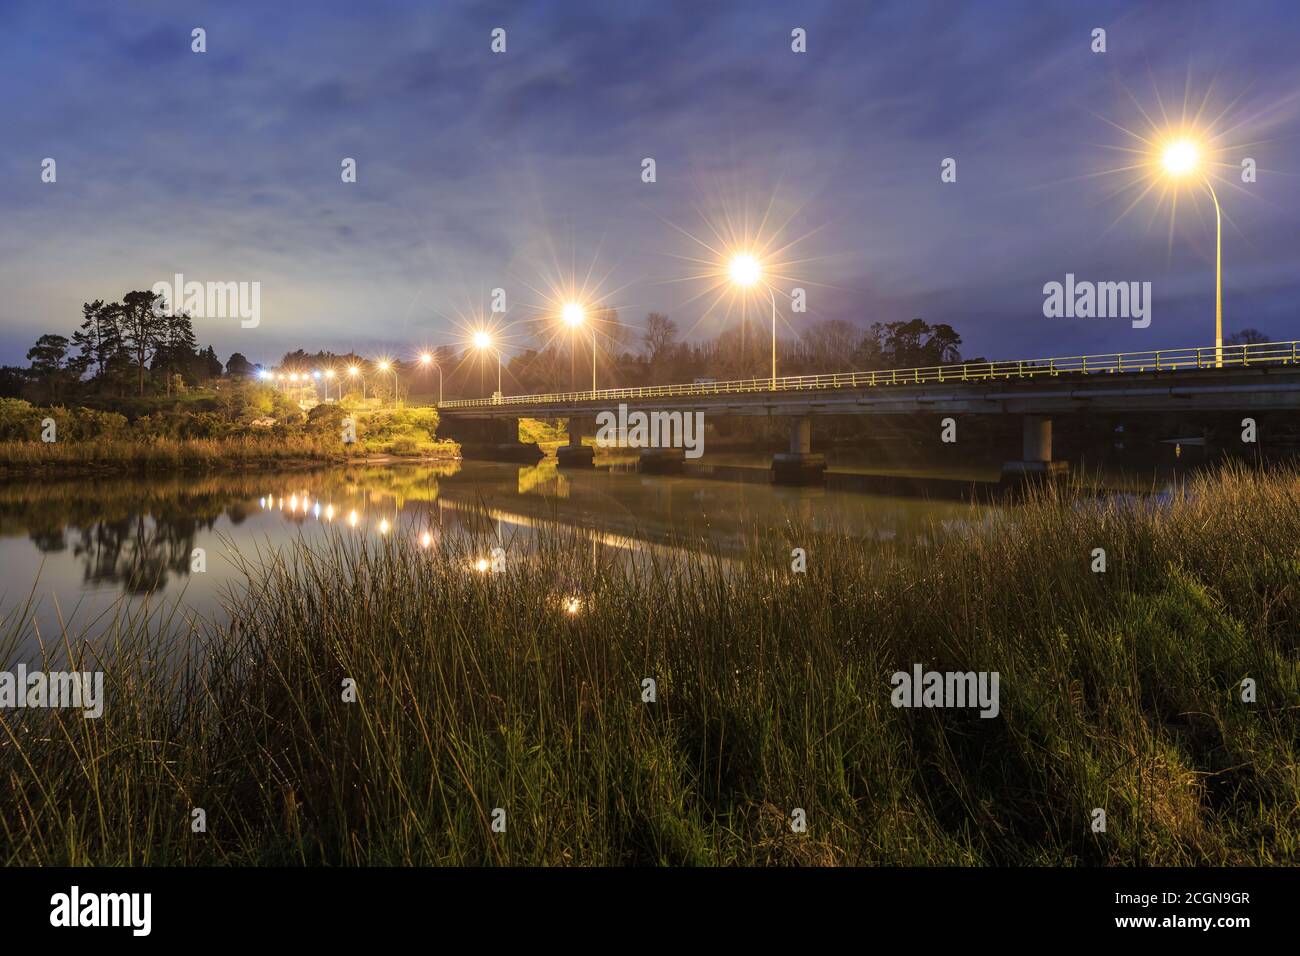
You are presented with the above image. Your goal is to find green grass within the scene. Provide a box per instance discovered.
[0,435,349,476]
[1,463,1297,865]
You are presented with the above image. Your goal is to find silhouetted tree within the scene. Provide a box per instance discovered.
[1227,328,1270,345]
[118,291,166,396]
[226,352,255,378]
[26,333,71,403]
[70,299,121,381]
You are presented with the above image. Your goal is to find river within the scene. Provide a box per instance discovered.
[0,456,996,658]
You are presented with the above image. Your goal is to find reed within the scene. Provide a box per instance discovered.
[1,462,1296,865]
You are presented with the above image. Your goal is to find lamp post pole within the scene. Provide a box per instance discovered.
[1204,176,1223,368]
[769,286,777,389]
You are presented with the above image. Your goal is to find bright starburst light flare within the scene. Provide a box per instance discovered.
[729,254,761,287]
[1084,80,1290,366]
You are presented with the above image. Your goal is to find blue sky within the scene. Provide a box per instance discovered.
[2,0,1299,366]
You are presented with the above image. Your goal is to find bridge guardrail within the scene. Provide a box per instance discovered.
[436,340,1300,410]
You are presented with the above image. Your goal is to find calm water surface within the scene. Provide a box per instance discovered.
[0,459,988,656]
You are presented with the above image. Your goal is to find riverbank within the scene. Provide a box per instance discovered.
[2,462,1296,865]
[0,436,461,477]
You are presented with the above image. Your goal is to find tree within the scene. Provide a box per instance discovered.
[26,333,71,403]
[920,323,963,365]
[154,311,199,395]
[117,291,166,396]
[641,312,679,383]
[1227,328,1269,345]
[70,299,121,382]
[226,352,255,378]
[799,319,860,372]
[201,345,224,380]
[0,366,26,399]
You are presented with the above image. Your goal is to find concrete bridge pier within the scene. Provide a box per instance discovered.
[1000,415,1068,485]
[441,417,544,463]
[557,417,596,468]
[640,447,686,474]
[772,415,827,485]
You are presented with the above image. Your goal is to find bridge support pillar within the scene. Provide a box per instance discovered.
[557,417,596,468]
[1000,415,1067,485]
[443,417,544,463]
[772,415,826,485]
[640,447,686,474]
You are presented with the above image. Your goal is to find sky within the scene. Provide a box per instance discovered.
[2,0,1299,368]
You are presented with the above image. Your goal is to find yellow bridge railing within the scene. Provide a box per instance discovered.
[437,340,1300,410]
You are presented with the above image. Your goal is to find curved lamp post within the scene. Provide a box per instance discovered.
[1160,137,1223,367]
[420,352,443,404]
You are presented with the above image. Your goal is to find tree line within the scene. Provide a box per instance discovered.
[2,290,258,405]
[492,314,974,398]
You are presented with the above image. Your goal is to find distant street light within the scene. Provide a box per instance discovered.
[420,351,443,403]
[1158,135,1223,366]
[473,332,502,399]
[376,359,399,405]
[347,365,365,402]
[729,253,779,388]
[562,302,597,393]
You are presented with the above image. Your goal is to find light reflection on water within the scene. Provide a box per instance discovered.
[0,459,988,656]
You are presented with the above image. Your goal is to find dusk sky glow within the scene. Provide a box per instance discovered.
[3,0,1299,367]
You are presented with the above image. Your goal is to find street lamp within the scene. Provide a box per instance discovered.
[347,365,364,402]
[420,351,443,404]
[376,359,398,405]
[473,331,502,399]
[1159,136,1223,367]
[324,368,336,401]
[729,253,778,388]
[562,302,597,393]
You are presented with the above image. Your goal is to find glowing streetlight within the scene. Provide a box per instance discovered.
[729,254,761,287]
[1162,139,1198,176]
[729,253,778,388]
[560,302,598,393]
[347,365,365,402]
[473,332,502,399]
[1158,135,1223,366]
[375,359,399,405]
[419,351,443,404]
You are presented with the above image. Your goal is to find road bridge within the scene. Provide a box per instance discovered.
[435,341,1300,484]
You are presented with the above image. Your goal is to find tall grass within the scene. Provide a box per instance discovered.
[0,435,346,476]
[1,463,1297,865]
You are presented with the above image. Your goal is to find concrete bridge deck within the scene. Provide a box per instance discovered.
[434,341,1300,483]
